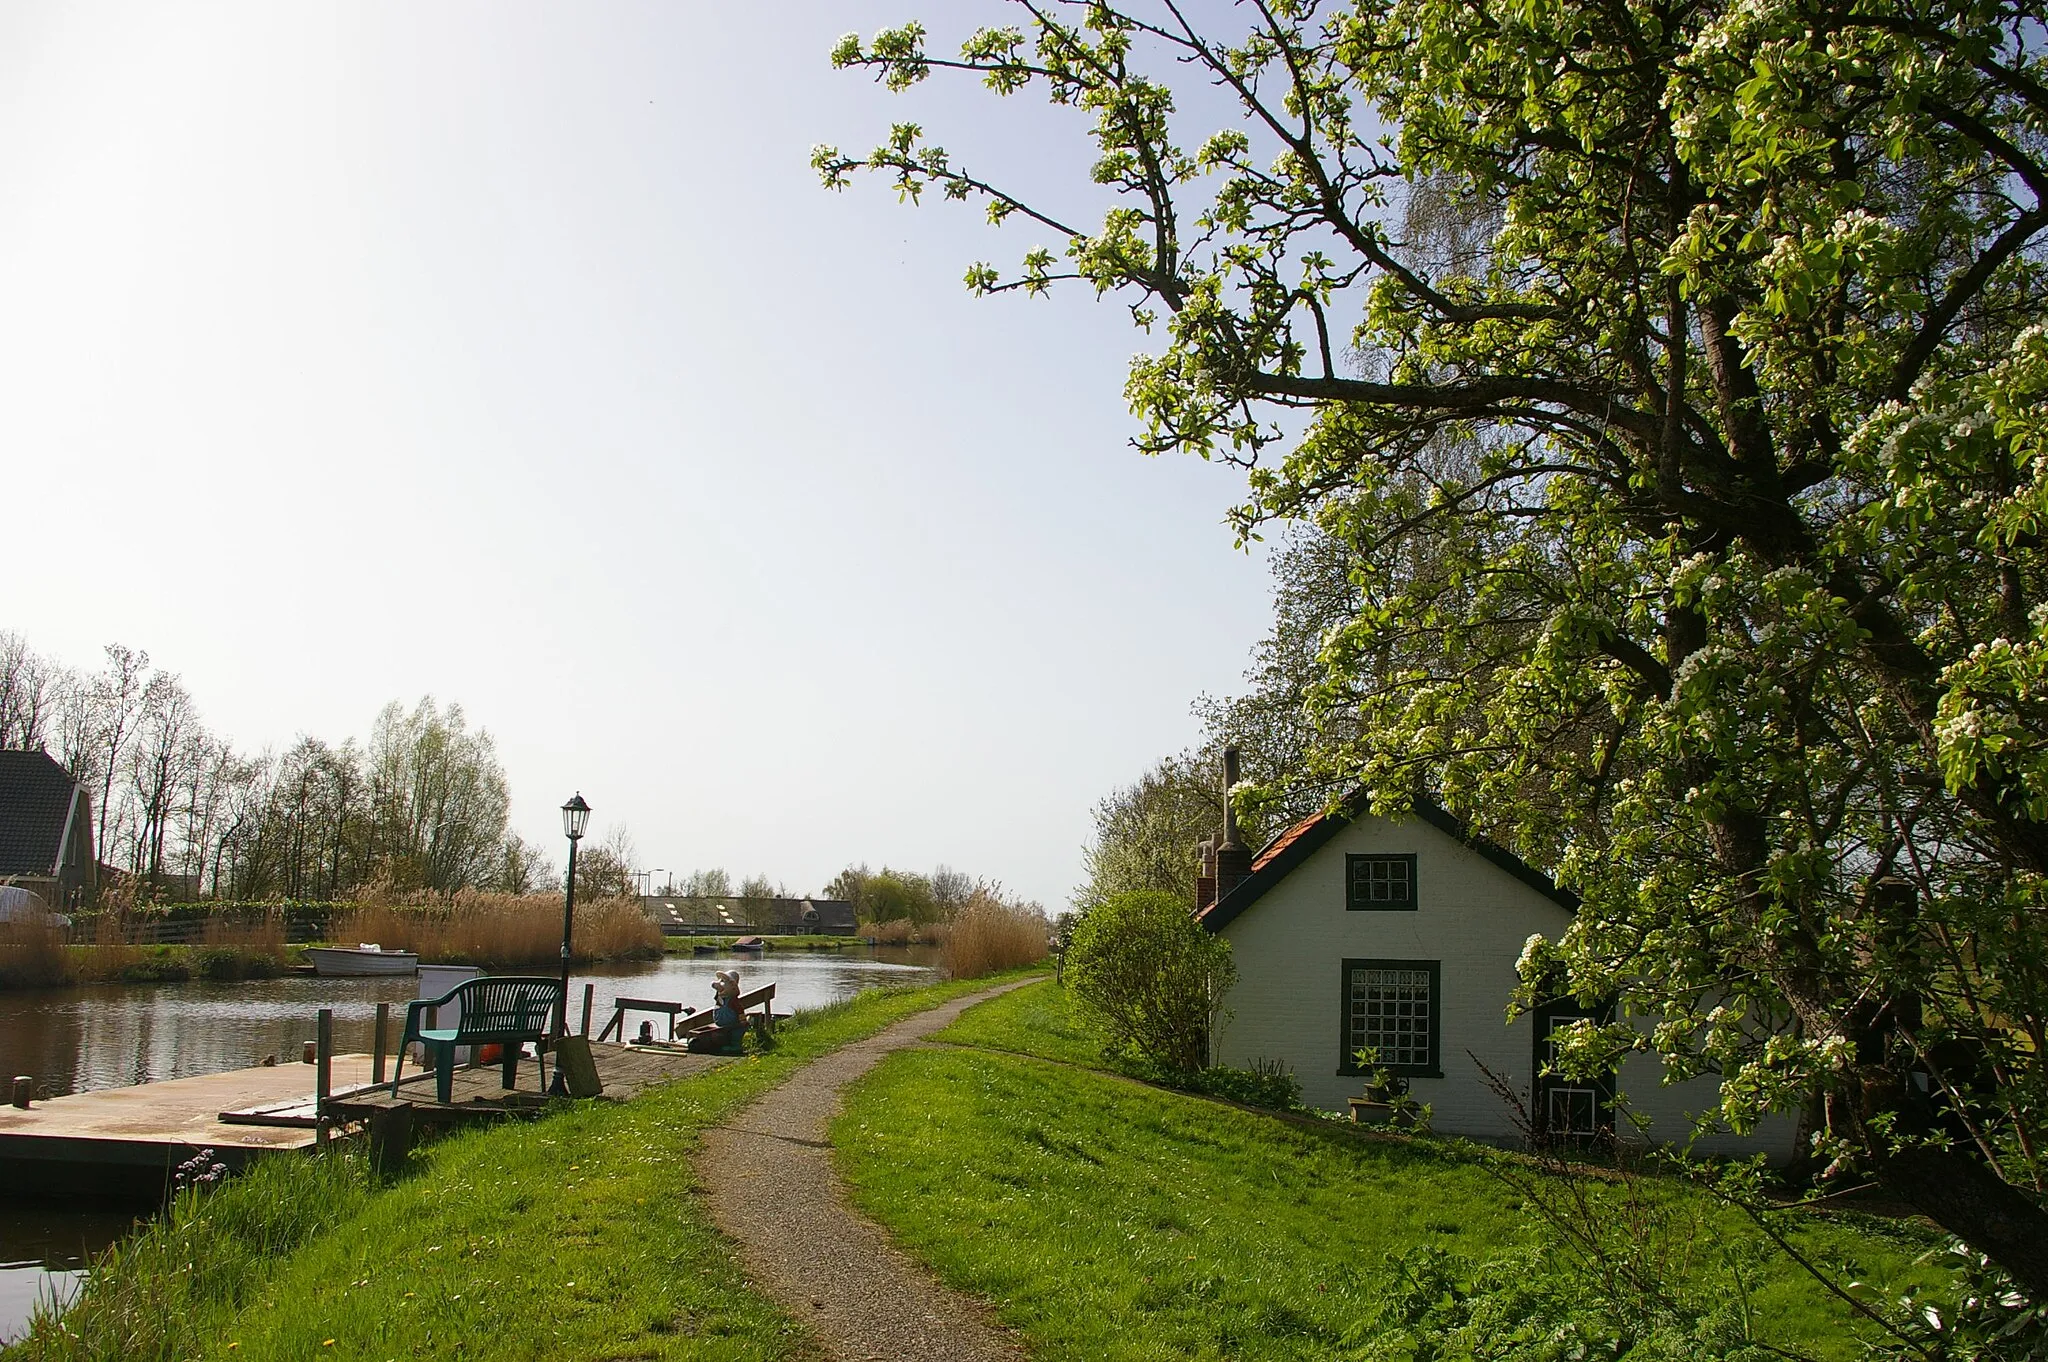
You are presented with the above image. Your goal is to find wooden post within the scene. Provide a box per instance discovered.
[368,1104,414,1176]
[372,1002,390,1085]
[580,983,595,1038]
[314,1008,333,1152]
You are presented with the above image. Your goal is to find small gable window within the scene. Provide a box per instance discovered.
[1347,853,1417,911]
[1340,959,1442,1077]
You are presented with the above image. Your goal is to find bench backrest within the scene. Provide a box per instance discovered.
[441,977,563,1039]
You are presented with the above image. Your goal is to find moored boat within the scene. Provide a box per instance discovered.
[305,944,419,976]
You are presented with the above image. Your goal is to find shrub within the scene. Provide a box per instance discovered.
[942,887,1048,979]
[1187,1059,1301,1110]
[1065,889,1234,1076]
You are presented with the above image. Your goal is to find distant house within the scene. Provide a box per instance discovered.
[643,895,858,937]
[0,750,97,909]
[1196,752,1794,1160]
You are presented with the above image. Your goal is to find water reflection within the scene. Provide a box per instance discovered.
[0,946,939,1099]
[0,1206,136,1345]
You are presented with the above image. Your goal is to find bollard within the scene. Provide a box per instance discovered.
[315,1008,334,1152]
[10,1076,31,1109]
[373,1002,390,1085]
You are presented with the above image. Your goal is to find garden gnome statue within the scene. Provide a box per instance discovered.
[689,969,746,1054]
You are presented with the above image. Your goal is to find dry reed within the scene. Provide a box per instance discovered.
[941,888,1049,979]
[861,917,950,947]
[333,890,661,968]
[0,915,70,988]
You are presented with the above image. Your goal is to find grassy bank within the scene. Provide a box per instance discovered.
[4,970,1037,1362]
[832,981,1951,1362]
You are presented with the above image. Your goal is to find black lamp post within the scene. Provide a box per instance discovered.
[556,793,591,1044]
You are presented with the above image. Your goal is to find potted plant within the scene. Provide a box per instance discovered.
[1347,1046,1404,1124]
[1348,1048,1429,1130]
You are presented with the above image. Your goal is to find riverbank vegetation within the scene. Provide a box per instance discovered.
[4,972,1034,1362]
[0,892,661,990]
[835,982,1962,1361]
[330,891,661,968]
[939,888,1048,979]
[1,915,289,989]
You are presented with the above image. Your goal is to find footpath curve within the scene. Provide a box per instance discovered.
[698,979,1037,1362]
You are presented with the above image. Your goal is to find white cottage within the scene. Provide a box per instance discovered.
[1196,759,1796,1160]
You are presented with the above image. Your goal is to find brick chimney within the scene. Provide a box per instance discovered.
[1215,746,1252,903]
[1195,837,1217,913]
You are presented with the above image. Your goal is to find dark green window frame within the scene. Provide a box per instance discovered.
[1346,853,1418,911]
[1339,958,1443,1078]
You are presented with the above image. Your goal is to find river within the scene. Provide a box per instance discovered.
[0,945,938,1343]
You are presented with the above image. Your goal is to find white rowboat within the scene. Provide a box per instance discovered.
[305,944,420,977]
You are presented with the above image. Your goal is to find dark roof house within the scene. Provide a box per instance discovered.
[0,750,97,908]
[642,895,859,936]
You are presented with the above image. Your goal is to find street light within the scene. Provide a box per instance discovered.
[555,793,591,1057]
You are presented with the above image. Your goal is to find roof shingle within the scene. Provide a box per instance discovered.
[0,750,82,878]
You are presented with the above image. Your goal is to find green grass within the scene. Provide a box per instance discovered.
[6,971,1033,1362]
[832,980,1946,1362]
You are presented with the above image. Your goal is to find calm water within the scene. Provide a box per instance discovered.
[0,945,938,1343]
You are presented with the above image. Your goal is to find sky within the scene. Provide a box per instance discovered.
[0,3,1277,909]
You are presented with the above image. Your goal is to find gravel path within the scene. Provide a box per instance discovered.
[699,980,1037,1362]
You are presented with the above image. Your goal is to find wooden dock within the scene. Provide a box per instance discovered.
[0,1042,729,1201]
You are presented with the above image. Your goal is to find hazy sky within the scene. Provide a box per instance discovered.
[0,3,1276,908]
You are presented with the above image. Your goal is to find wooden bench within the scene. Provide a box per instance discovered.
[597,996,690,1043]
[600,983,778,1049]
[391,976,565,1104]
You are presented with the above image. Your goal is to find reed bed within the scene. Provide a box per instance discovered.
[194,914,290,979]
[0,915,70,988]
[333,891,661,968]
[941,889,1050,979]
[861,917,949,947]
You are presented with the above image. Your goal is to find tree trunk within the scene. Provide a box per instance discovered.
[1879,1144,2048,1298]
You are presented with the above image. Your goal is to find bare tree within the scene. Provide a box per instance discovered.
[0,632,60,749]
[89,644,151,870]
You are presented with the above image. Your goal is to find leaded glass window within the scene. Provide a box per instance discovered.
[1347,854,1417,910]
[1344,961,1440,1075]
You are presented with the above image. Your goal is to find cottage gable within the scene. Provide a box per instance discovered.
[0,749,96,905]
[1205,805,1575,1134]
[1199,787,1795,1159]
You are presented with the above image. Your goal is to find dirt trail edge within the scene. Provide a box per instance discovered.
[699,979,1037,1362]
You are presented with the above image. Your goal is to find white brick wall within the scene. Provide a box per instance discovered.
[1213,813,1797,1160]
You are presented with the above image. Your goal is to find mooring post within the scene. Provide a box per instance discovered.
[9,1076,31,1109]
[372,1002,390,1085]
[580,982,595,1038]
[315,1008,333,1152]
